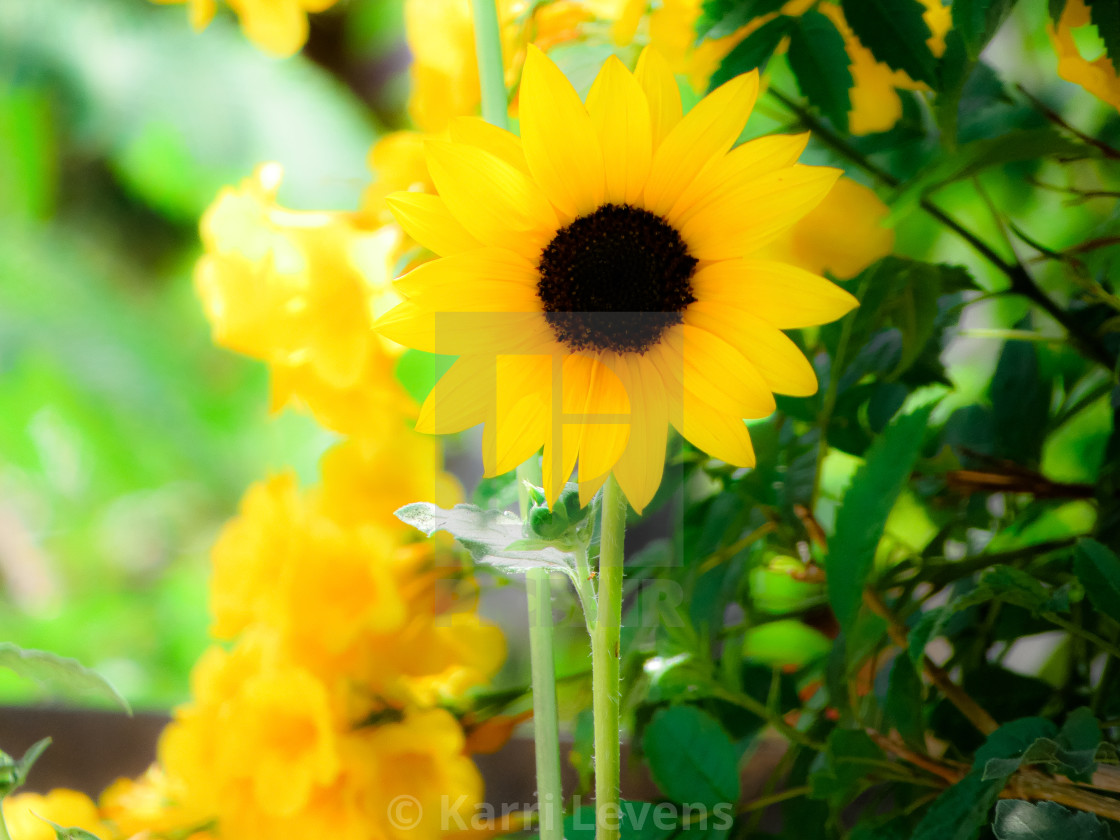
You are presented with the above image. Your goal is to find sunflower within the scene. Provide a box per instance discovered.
[376,46,858,513]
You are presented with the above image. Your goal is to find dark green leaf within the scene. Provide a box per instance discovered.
[992,800,1111,840]
[840,0,938,87]
[975,716,1059,767]
[0,643,130,712]
[564,801,679,840]
[910,770,1002,840]
[0,737,51,797]
[827,403,935,635]
[697,0,788,42]
[909,605,951,665]
[787,11,852,131]
[1085,0,1120,74]
[990,341,1052,464]
[952,0,1019,60]
[709,15,793,90]
[808,729,886,810]
[1049,0,1068,22]
[885,655,925,748]
[642,706,742,808]
[1074,539,1120,623]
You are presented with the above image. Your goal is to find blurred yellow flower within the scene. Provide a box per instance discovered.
[1049,0,1120,110]
[196,163,413,435]
[100,766,211,839]
[378,47,856,511]
[3,789,110,840]
[151,0,338,56]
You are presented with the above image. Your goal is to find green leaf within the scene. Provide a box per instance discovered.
[1049,0,1068,23]
[1085,0,1120,74]
[975,717,1059,767]
[1074,539,1120,623]
[840,0,938,87]
[33,817,105,840]
[827,403,935,635]
[393,501,579,580]
[741,619,832,668]
[985,709,1120,783]
[992,800,1111,840]
[394,350,456,406]
[808,729,886,810]
[708,15,793,90]
[0,644,130,713]
[910,770,1002,840]
[885,654,925,748]
[697,0,787,42]
[642,706,741,808]
[564,801,680,840]
[0,737,51,797]
[910,605,951,665]
[952,0,1019,60]
[786,11,853,131]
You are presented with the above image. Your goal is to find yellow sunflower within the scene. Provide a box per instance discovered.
[376,46,858,513]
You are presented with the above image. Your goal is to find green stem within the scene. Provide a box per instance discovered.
[593,475,627,840]
[0,806,11,840]
[469,0,509,131]
[573,541,599,631]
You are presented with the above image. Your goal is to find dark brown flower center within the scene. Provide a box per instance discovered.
[536,203,697,354]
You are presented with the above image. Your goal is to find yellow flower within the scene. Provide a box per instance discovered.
[2,790,109,840]
[1049,0,1120,110]
[196,163,414,435]
[377,47,857,512]
[758,176,894,279]
[100,765,211,839]
[150,0,338,56]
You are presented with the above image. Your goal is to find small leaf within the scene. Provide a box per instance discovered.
[840,0,938,87]
[952,0,1018,60]
[992,800,1111,840]
[33,817,105,840]
[0,644,130,713]
[787,10,853,131]
[697,0,788,42]
[828,403,935,636]
[909,605,950,665]
[1085,0,1120,74]
[642,706,741,808]
[809,729,886,810]
[885,654,925,748]
[393,502,577,579]
[0,737,51,797]
[709,15,793,90]
[910,770,1002,840]
[1074,539,1120,623]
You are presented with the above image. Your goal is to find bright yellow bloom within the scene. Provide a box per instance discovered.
[100,765,211,838]
[1049,0,1120,110]
[196,163,414,436]
[3,790,110,840]
[151,0,338,56]
[376,47,858,512]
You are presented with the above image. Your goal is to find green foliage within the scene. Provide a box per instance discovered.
[1084,0,1120,72]
[992,801,1112,840]
[1074,539,1120,622]
[708,16,793,90]
[0,738,51,798]
[840,0,938,87]
[642,706,741,808]
[0,644,130,713]
[786,11,852,132]
[952,0,1019,60]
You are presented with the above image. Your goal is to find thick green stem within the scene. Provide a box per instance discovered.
[526,566,564,840]
[469,0,509,131]
[593,475,627,840]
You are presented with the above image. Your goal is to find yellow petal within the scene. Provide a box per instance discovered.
[394,248,539,298]
[668,132,809,222]
[386,193,482,257]
[448,117,532,176]
[634,46,683,151]
[573,357,631,486]
[587,55,654,206]
[484,355,552,476]
[519,45,606,218]
[671,392,757,467]
[642,70,760,216]
[376,301,554,355]
[684,302,818,397]
[691,259,858,328]
[609,353,668,514]
[416,355,495,435]
[425,139,557,256]
[679,165,842,261]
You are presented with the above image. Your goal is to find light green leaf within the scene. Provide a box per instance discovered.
[0,644,130,713]
[34,816,106,840]
[0,737,52,797]
[992,800,1111,840]
[642,706,741,808]
[828,404,935,636]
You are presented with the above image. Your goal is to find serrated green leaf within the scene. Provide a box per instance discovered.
[709,15,793,90]
[952,0,1018,60]
[910,770,1003,840]
[1085,0,1120,74]
[787,10,852,131]
[827,404,935,636]
[697,0,787,42]
[840,0,938,87]
[992,800,1111,840]
[0,644,130,713]
[885,654,924,748]
[642,706,741,808]
[1074,539,1120,623]
[393,502,578,579]
[0,737,51,797]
